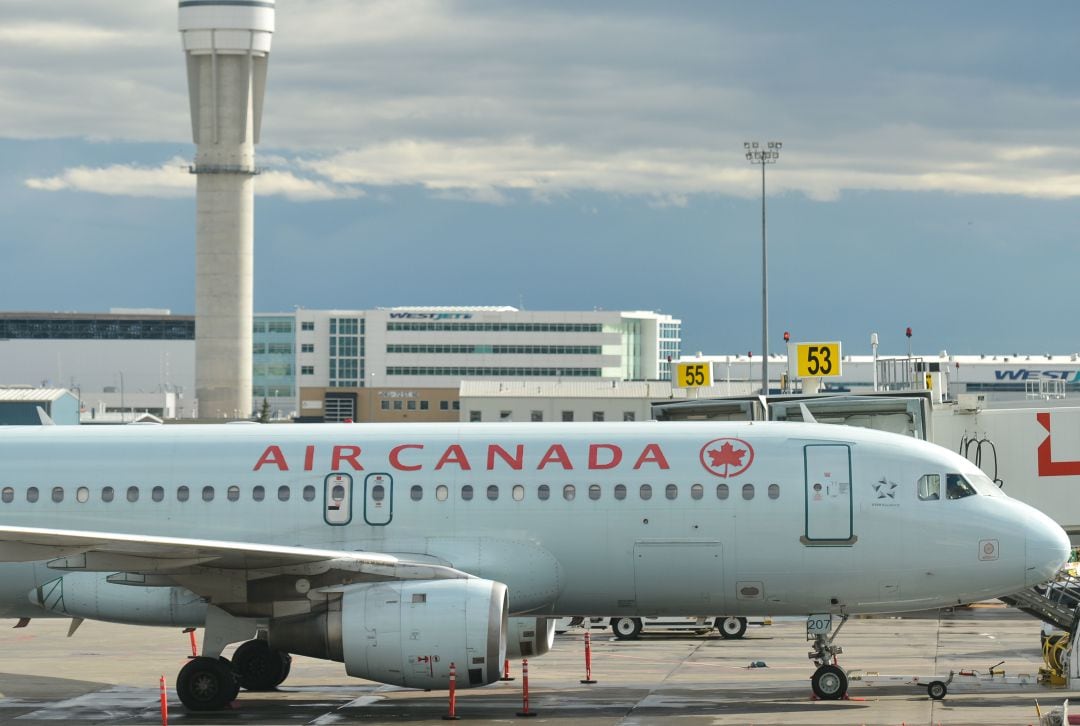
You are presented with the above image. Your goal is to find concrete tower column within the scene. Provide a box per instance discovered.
[179,0,274,419]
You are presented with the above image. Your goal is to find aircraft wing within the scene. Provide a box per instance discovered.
[0,525,470,582]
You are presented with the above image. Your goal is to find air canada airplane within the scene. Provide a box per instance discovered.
[0,421,1069,709]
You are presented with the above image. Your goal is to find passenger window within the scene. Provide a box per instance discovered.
[461,485,474,501]
[26,486,38,503]
[690,483,704,500]
[227,486,240,502]
[918,474,940,501]
[768,483,780,500]
[372,485,385,502]
[1,487,13,504]
[665,484,678,500]
[742,484,755,500]
[411,485,423,501]
[512,484,525,501]
[52,487,64,503]
[177,486,189,502]
[77,487,90,503]
[303,485,316,501]
[946,473,976,500]
[588,484,601,500]
[202,486,214,502]
[278,485,290,502]
[127,486,139,503]
[716,483,729,500]
[102,486,115,503]
[640,484,652,500]
[537,484,550,501]
[152,486,164,502]
[487,485,499,501]
[436,485,449,501]
[332,484,345,500]
[563,484,576,501]
[614,484,627,500]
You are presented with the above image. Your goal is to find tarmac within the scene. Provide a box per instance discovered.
[0,603,1076,725]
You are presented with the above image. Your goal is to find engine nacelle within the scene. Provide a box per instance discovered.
[269,578,507,689]
[29,573,206,626]
[506,617,555,658]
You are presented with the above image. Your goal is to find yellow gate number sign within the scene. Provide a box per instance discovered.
[674,362,713,388]
[796,342,842,378]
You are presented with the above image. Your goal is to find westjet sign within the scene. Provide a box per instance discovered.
[994,369,1080,382]
[388,313,474,320]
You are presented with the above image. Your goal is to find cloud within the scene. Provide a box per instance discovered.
[5,3,1080,201]
[25,157,363,201]
[25,157,193,198]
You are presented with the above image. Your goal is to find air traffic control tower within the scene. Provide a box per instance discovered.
[179,0,274,418]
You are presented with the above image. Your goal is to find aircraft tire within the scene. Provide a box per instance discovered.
[717,616,748,639]
[232,639,291,691]
[611,617,643,640]
[177,656,239,711]
[810,664,847,700]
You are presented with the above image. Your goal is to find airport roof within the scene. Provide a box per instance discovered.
[0,388,72,402]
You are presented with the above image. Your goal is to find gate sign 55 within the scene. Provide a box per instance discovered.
[675,361,713,388]
[796,342,842,378]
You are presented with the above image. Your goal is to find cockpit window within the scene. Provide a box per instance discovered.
[965,471,1004,496]
[917,474,940,501]
[946,473,977,500]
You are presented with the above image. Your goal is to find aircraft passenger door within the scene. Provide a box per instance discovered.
[324,473,353,526]
[803,444,856,544]
[364,473,393,526]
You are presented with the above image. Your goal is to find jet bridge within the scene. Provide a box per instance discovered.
[652,392,932,440]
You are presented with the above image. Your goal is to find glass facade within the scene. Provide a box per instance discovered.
[252,316,294,400]
[659,322,682,381]
[0,315,194,340]
[329,317,364,388]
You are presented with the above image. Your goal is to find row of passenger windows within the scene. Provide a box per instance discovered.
[1,485,317,504]
[0,482,781,504]
[409,482,781,502]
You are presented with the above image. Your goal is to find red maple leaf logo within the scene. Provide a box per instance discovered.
[699,438,754,478]
[707,442,746,476]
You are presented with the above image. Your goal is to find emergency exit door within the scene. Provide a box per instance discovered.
[803,444,855,544]
[364,473,393,526]
[324,473,353,526]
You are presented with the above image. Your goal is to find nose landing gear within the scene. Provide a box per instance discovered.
[808,614,849,700]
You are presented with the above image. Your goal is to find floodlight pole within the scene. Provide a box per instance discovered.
[744,141,782,395]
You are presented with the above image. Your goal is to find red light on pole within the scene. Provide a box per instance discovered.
[783,331,790,343]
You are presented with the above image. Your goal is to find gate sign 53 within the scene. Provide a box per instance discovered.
[675,361,713,388]
[796,342,842,378]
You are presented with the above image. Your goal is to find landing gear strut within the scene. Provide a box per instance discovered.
[808,614,849,700]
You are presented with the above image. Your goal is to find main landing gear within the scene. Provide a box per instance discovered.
[808,614,850,700]
[174,608,293,711]
[176,639,293,710]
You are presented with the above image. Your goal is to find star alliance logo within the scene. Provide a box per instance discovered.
[874,478,898,499]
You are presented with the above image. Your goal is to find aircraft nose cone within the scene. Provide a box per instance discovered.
[1026,516,1071,586]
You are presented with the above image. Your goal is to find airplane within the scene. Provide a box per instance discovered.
[0,420,1069,710]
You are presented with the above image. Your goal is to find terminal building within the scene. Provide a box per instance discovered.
[292,307,682,422]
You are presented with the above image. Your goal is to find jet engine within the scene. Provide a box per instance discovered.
[29,573,207,626]
[269,578,507,689]
[506,617,555,658]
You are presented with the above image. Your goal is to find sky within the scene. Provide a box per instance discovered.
[1,0,1079,358]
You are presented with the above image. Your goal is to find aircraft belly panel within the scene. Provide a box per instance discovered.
[633,540,723,614]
